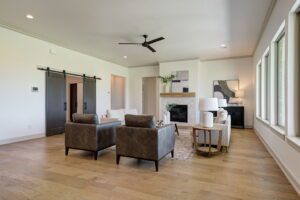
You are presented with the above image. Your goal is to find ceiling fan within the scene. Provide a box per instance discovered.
[118,35,165,53]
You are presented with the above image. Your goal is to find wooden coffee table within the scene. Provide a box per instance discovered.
[192,124,223,157]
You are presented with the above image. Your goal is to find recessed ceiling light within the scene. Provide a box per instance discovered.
[123,56,127,59]
[220,44,227,48]
[26,14,34,19]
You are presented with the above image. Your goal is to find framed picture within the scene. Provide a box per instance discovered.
[171,70,189,93]
[213,79,239,102]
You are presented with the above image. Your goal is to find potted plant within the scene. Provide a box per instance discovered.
[163,104,176,124]
[158,74,175,93]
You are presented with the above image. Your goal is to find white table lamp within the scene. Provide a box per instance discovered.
[199,98,218,127]
[218,99,227,108]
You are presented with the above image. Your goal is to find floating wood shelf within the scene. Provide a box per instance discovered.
[160,92,196,97]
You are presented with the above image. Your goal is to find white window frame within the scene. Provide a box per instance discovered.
[256,60,262,118]
[270,21,286,134]
[262,47,270,123]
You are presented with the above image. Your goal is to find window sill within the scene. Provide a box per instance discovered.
[256,117,286,140]
[270,125,286,140]
[287,137,300,153]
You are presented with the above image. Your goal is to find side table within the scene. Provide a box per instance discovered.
[192,124,223,157]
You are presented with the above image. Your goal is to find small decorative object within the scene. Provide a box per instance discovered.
[158,74,175,93]
[228,97,240,105]
[235,89,245,105]
[183,87,189,93]
[213,80,239,102]
[31,86,39,92]
[163,104,176,124]
[157,120,164,127]
[199,98,219,128]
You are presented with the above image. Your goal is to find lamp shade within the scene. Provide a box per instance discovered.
[235,90,245,98]
[199,98,218,111]
[218,99,227,107]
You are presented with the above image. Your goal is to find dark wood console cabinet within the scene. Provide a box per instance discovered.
[224,106,244,129]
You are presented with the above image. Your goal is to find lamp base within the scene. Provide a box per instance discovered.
[201,112,214,128]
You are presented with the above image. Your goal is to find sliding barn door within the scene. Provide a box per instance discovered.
[46,72,66,136]
[83,78,96,114]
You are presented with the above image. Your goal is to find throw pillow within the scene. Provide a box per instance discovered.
[215,110,228,124]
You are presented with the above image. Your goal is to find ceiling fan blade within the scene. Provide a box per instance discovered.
[146,45,156,52]
[118,43,141,45]
[147,37,165,44]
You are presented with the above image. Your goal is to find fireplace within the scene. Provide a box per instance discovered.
[170,105,188,123]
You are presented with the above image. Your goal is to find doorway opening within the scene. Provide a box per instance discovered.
[111,74,126,109]
[66,76,83,122]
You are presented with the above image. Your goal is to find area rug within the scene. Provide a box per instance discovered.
[174,128,194,160]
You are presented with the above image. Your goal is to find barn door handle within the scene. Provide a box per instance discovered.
[64,102,67,111]
[84,102,87,110]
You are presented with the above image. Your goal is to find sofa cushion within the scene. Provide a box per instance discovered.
[125,114,156,128]
[73,114,99,124]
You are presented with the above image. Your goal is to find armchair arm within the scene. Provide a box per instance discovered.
[65,123,97,151]
[157,124,176,159]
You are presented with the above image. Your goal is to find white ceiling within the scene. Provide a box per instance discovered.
[0,0,273,67]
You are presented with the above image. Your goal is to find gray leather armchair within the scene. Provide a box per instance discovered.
[65,114,121,160]
[116,115,176,171]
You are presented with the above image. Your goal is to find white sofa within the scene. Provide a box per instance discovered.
[193,115,231,150]
[105,109,138,124]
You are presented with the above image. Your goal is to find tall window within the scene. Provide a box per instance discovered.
[257,62,262,118]
[276,34,285,127]
[263,52,270,121]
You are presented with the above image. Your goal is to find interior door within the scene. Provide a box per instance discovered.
[46,72,66,136]
[83,78,96,114]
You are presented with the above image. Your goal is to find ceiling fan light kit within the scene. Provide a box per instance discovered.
[119,34,164,53]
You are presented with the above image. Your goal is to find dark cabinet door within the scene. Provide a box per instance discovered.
[46,72,66,136]
[83,78,96,114]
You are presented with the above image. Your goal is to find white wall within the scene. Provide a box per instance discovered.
[199,57,254,127]
[128,65,159,114]
[253,0,300,194]
[0,26,129,143]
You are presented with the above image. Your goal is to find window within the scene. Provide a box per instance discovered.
[256,61,262,118]
[276,34,285,127]
[262,49,270,121]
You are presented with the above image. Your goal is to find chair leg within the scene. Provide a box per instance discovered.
[65,147,69,156]
[155,160,159,172]
[116,155,121,165]
[94,151,98,160]
[171,150,174,158]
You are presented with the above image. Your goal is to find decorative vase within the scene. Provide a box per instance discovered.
[163,111,171,124]
[164,83,171,93]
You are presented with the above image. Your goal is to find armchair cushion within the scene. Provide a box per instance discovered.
[72,113,99,124]
[125,114,156,128]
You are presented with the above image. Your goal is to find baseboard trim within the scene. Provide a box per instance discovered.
[0,133,45,146]
[254,128,300,196]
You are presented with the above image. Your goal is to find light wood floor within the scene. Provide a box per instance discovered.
[0,129,299,200]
